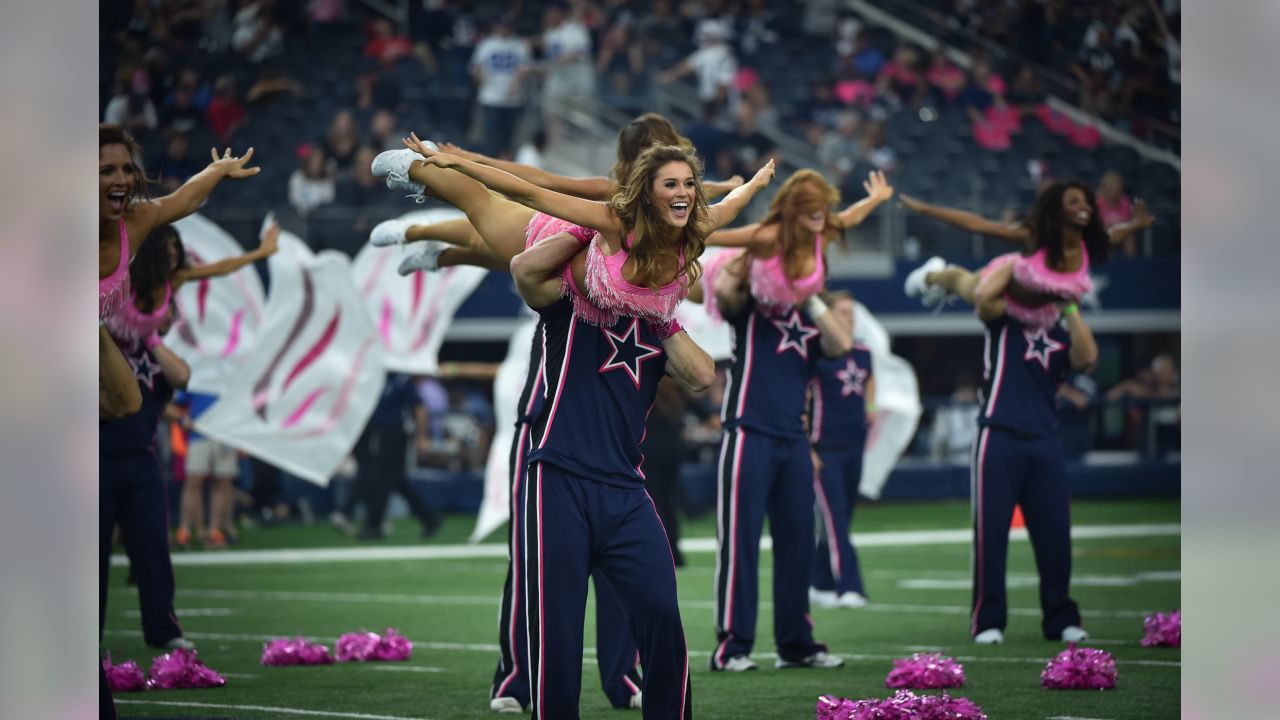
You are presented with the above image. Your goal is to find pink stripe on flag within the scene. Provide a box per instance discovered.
[282,311,340,392]
[219,309,246,358]
[281,387,330,428]
[379,296,394,347]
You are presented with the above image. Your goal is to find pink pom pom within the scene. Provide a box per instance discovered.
[885,652,966,689]
[336,628,413,662]
[147,648,226,690]
[1040,644,1117,690]
[816,689,987,719]
[102,654,147,693]
[261,637,335,666]
[1141,610,1181,648]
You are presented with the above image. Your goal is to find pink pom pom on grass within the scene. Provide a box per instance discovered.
[336,628,413,662]
[147,648,226,690]
[261,637,335,666]
[1141,610,1181,648]
[102,654,147,693]
[1040,644,1117,690]
[815,689,987,719]
[885,652,966,689]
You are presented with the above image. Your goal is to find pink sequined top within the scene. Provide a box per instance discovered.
[99,219,130,320]
[105,282,173,343]
[747,232,826,314]
[979,245,1092,330]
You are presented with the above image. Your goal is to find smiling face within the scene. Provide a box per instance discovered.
[650,160,696,228]
[1062,186,1093,227]
[100,143,138,221]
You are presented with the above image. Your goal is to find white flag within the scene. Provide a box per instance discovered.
[469,312,541,543]
[853,302,922,500]
[194,231,385,486]
[351,208,488,375]
[165,213,267,394]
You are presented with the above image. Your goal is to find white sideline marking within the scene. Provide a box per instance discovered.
[368,665,447,673]
[900,571,1181,590]
[110,586,1154,619]
[1048,716,1115,720]
[114,699,433,720]
[102,629,1178,667]
[110,523,1180,567]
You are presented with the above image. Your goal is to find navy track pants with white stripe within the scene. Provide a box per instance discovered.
[521,463,692,720]
[712,428,826,667]
[970,426,1082,639]
[811,446,867,595]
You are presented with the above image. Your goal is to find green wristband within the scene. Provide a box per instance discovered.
[1062,303,1078,316]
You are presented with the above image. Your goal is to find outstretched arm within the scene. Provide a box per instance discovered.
[174,218,280,286]
[900,195,1029,245]
[509,232,585,308]
[438,142,616,200]
[406,134,621,237]
[662,328,716,393]
[707,222,772,251]
[704,175,745,201]
[806,295,854,358]
[1106,198,1154,247]
[133,147,261,244]
[836,170,895,228]
[705,159,776,230]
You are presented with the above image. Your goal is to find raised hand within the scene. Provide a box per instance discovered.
[258,217,281,257]
[208,147,260,179]
[863,170,894,203]
[437,141,478,161]
[402,133,456,168]
[899,194,926,213]
[750,159,776,191]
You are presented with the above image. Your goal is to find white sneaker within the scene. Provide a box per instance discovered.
[837,591,868,609]
[371,148,430,202]
[809,588,839,609]
[329,511,355,535]
[1061,626,1089,643]
[488,696,524,714]
[904,256,948,307]
[973,628,1004,645]
[370,219,412,247]
[776,651,845,669]
[397,242,448,275]
[165,636,197,651]
[628,691,642,709]
[713,654,758,672]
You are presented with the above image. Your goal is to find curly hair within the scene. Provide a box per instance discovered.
[130,224,187,312]
[1026,180,1110,268]
[754,169,844,283]
[610,113,695,187]
[99,123,151,204]
[607,144,709,290]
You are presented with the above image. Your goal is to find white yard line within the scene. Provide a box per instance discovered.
[102,629,1178,667]
[111,523,1179,567]
[114,699,433,720]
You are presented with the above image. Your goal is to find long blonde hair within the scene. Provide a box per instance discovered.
[607,144,709,290]
[754,169,844,281]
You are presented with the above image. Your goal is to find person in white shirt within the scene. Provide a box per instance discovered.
[469,17,531,158]
[658,19,738,110]
[540,4,595,143]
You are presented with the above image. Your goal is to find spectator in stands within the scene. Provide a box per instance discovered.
[727,101,778,179]
[958,58,999,113]
[925,50,967,105]
[684,101,733,181]
[158,69,206,134]
[1106,353,1180,453]
[1005,64,1046,115]
[875,46,926,110]
[596,21,646,114]
[637,0,686,69]
[658,19,737,111]
[735,0,779,57]
[929,374,979,465]
[470,16,531,159]
[232,0,284,65]
[540,3,595,144]
[742,82,780,134]
[1072,26,1121,116]
[103,70,159,135]
[288,144,336,217]
[818,111,863,192]
[338,145,394,237]
[1096,170,1133,227]
[364,17,414,67]
[368,109,404,152]
[845,29,886,79]
[861,119,897,173]
[799,79,843,131]
[245,66,305,110]
[153,132,198,193]
[206,74,247,143]
[324,109,363,174]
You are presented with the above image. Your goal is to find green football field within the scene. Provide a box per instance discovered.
[103,498,1180,719]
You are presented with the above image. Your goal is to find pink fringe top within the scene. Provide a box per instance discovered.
[980,246,1092,330]
[105,282,173,343]
[700,233,826,321]
[524,212,688,326]
[99,219,130,320]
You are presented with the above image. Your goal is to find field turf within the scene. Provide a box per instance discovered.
[104,498,1180,719]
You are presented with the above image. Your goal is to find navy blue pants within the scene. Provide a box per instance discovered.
[712,428,825,667]
[970,426,1081,639]
[521,463,692,720]
[100,454,183,646]
[491,428,641,709]
[811,445,867,595]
